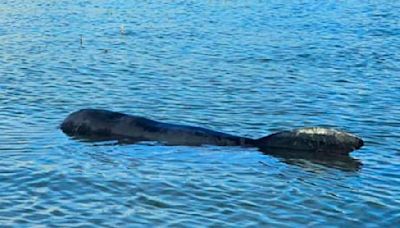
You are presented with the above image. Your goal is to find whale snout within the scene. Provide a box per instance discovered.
[356,137,364,150]
[339,131,364,152]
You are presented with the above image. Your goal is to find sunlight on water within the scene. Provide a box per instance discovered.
[0,0,400,226]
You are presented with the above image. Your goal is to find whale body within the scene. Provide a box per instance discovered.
[60,109,364,155]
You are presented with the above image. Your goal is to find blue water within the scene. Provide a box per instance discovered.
[1,0,400,226]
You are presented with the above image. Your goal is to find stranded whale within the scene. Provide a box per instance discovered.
[60,109,364,155]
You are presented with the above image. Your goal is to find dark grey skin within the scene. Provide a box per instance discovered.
[60,109,364,155]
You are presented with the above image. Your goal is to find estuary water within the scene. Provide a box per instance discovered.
[1,0,400,226]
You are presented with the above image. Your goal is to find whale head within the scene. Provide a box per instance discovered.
[60,109,126,140]
[255,127,364,155]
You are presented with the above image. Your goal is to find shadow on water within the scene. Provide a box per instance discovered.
[73,136,362,172]
[259,148,362,172]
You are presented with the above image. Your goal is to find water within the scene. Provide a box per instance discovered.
[1,0,400,226]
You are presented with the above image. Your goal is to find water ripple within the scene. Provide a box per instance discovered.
[1,0,400,226]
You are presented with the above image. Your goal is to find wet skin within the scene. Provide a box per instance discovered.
[61,109,364,156]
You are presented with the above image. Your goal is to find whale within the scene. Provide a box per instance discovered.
[60,109,364,155]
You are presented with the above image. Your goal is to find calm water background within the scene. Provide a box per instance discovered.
[1,0,400,226]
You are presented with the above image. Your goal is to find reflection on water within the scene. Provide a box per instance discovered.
[67,131,364,172]
[1,0,400,226]
[260,148,362,172]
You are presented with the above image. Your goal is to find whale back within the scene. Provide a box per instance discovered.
[60,109,248,146]
[61,109,364,155]
[255,127,364,155]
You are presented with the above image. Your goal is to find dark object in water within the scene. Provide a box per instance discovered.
[255,127,363,155]
[60,109,364,156]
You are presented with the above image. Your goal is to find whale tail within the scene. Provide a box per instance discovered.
[254,127,364,155]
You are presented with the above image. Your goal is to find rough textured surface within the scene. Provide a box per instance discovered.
[256,127,364,155]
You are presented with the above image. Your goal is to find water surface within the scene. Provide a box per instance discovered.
[1,0,400,226]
